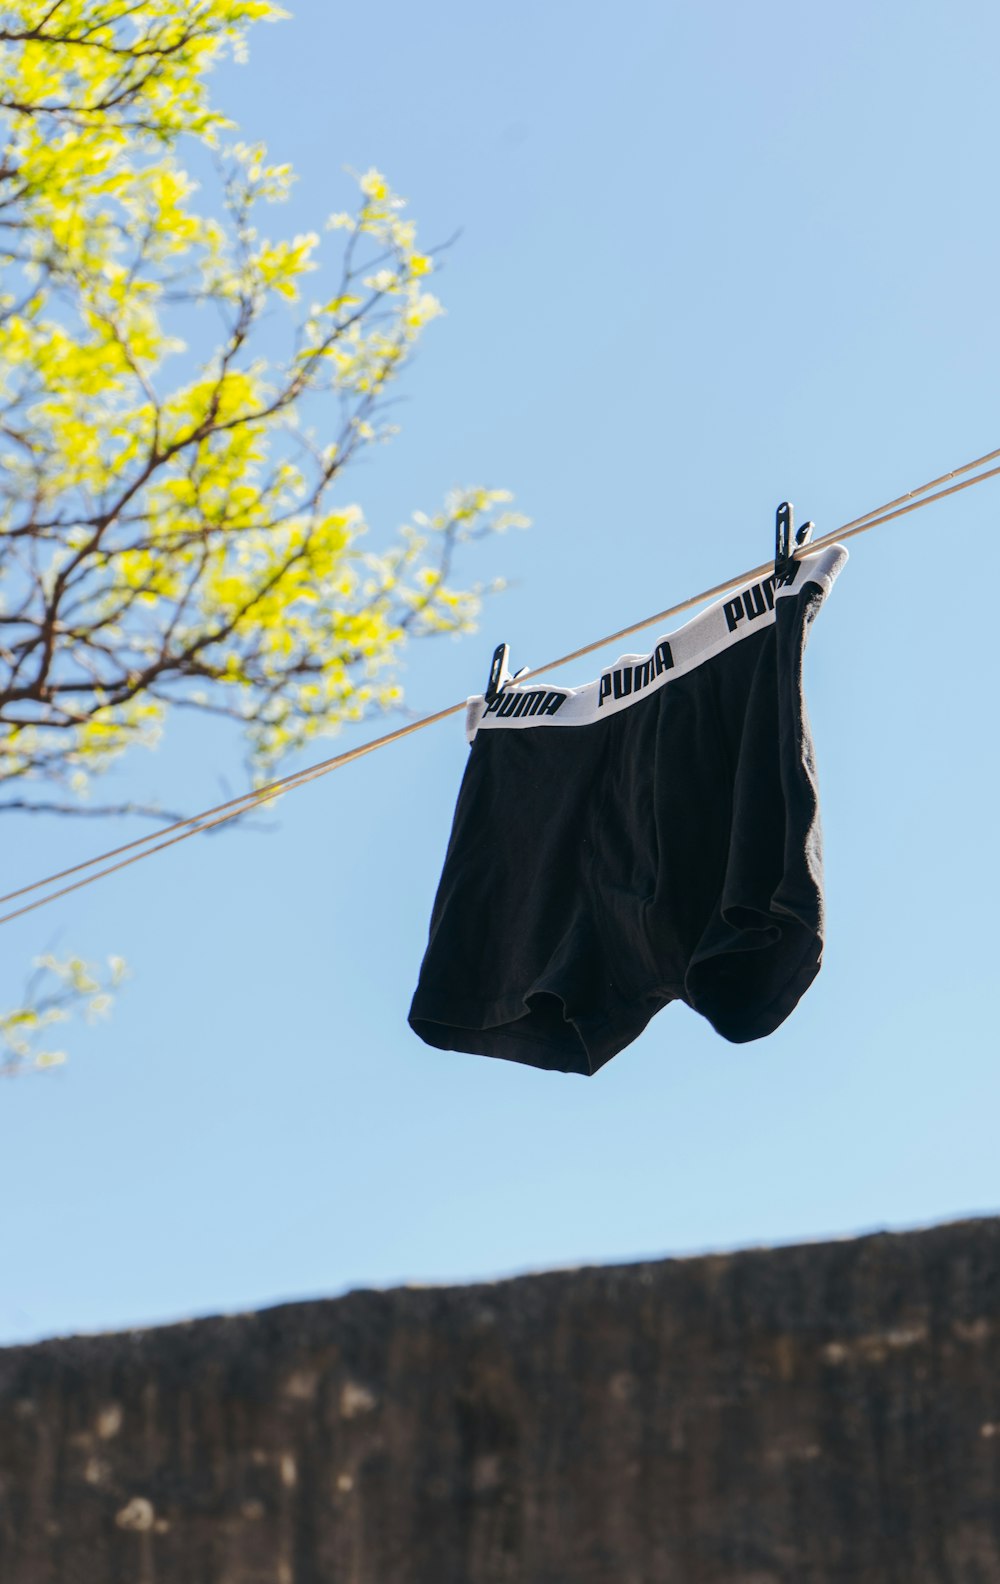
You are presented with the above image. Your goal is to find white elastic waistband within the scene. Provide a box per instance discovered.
[465,543,848,741]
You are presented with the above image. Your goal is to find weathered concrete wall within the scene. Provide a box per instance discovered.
[2,1217,1000,1583]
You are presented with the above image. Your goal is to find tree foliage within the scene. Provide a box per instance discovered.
[0,0,525,1071]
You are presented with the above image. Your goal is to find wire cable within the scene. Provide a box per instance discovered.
[3,445,1000,929]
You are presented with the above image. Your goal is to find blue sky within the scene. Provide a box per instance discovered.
[2,0,999,1344]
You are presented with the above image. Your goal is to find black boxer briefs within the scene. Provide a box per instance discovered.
[408,543,847,1076]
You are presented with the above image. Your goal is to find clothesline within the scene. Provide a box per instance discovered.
[3,443,1000,930]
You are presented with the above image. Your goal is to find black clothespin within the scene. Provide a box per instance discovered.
[485,642,512,703]
[484,642,529,702]
[774,501,814,587]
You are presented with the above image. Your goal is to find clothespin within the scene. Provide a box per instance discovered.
[774,501,814,587]
[484,642,529,703]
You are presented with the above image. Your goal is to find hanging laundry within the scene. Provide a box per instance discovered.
[408,544,847,1075]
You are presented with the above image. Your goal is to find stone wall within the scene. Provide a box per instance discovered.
[2,1217,1000,1582]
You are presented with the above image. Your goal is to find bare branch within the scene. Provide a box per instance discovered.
[0,797,188,821]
